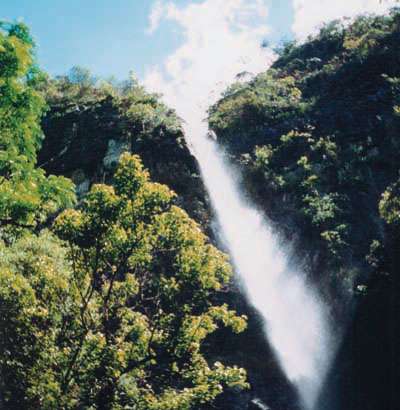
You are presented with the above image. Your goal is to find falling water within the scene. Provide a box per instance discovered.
[184,120,333,410]
[143,2,337,406]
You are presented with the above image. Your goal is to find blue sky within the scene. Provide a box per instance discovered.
[1,0,294,80]
[2,0,396,96]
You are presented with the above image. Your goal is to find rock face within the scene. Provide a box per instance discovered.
[317,224,400,410]
[38,96,211,234]
[202,295,302,410]
[103,139,131,170]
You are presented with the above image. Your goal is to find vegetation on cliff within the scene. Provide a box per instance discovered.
[37,66,210,231]
[0,22,75,239]
[209,9,400,296]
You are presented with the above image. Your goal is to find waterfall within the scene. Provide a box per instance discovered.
[184,120,333,410]
[143,3,334,405]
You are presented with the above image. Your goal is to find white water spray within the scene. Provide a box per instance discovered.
[144,2,333,407]
[185,120,332,410]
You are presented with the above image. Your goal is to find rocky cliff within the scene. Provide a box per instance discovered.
[208,10,400,410]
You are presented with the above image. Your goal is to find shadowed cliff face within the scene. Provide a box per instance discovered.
[202,290,303,410]
[319,286,398,410]
[317,226,400,410]
[208,11,400,301]
[38,95,211,234]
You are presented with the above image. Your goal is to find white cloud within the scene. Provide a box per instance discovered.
[147,0,165,34]
[144,0,274,137]
[292,0,398,41]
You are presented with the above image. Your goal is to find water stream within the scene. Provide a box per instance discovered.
[143,2,341,407]
[184,120,333,410]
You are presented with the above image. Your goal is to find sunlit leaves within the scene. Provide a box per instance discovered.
[208,71,305,152]
[0,23,76,237]
[380,179,400,225]
[52,154,247,408]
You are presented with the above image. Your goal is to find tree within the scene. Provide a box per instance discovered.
[0,153,247,409]
[0,22,75,238]
[68,66,97,88]
[0,231,75,409]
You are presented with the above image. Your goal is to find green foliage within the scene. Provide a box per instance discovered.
[208,72,305,153]
[68,66,97,88]
[0,154,247,409]
[0,231,76,409]
[0,22,75,237]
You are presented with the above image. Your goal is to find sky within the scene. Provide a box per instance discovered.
[2,0,292,80]
[2,0,398,122]
[2,0,396,83]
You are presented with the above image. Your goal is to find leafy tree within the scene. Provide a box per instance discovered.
[68,66,97,88]
[0,231,75,409]
[0,22,75,237]
[0,153,247,409]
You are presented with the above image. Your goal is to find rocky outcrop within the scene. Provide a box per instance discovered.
[38,97,212,235]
